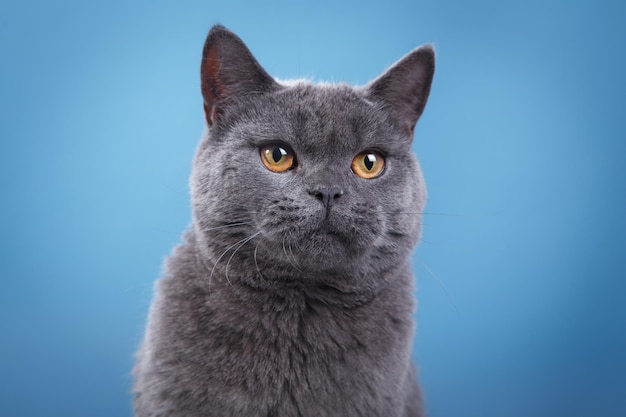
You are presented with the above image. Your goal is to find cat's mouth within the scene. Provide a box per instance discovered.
[255,202,383,270]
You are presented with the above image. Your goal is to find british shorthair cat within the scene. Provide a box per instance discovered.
[133,25,435,417]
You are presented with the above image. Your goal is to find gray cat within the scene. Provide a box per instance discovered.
[133,25,434,417]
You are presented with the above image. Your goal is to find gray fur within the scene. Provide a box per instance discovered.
[133,25,435,417]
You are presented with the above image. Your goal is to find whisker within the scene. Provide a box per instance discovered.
[288,239,298,268]
[199,222,254,233]
[209,232,261,289]
[281,235,298,272]
[384,211,460,216]
[414,256,459,315]
[419,212,460,216]
[225,231,262,285]
[253,243,263,278]
[282,233,302,272]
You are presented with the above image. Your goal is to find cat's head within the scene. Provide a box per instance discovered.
[190,25,434,287]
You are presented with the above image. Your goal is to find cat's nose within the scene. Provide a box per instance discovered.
[308,186,344,212]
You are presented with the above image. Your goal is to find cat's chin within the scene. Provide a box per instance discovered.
[276,228,370,272]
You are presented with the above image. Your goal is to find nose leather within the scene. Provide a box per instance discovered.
[308,186,344,213]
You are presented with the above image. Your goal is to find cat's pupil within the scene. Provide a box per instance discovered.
[364,154,376,171]
[272,147,285,163]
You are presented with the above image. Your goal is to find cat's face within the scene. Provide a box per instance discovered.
[190,26,434,283]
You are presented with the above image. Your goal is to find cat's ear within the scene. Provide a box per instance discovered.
[200,25,279,126]
[365,45,435,137]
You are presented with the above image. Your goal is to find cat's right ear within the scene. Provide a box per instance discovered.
[200,25,279,126]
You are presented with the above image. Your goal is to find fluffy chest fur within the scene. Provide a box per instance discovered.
[137,235,418,416]
[133,25,434,417]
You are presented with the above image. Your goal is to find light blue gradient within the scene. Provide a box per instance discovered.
[1,1,624,416]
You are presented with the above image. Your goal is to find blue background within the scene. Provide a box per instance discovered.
[1,1,624,416]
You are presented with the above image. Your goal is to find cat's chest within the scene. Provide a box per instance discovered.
[156,261,414,415]
[205,290,373,369]
[198,295,400,414]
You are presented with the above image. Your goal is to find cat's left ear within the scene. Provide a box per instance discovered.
[365,45,435,137]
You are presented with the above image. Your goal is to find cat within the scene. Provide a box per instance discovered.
[133,24,434,417]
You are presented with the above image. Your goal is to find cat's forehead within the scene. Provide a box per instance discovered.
[251,83,394,156]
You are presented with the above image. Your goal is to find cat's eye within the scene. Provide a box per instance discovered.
[351,151,385,179]
[260,144,296,173]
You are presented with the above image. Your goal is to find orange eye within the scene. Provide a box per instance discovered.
[260,144,296,173]
[351,151,385,179]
